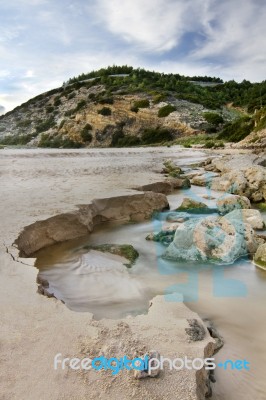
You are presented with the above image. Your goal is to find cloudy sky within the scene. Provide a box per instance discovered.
[0,0,265,113]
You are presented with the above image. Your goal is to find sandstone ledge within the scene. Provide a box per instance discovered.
[14,192,169,257]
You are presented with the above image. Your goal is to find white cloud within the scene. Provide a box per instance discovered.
[0,70,11,79]
[0,50,141,111]
[95,0,266,81]
[0,105,5,115]
[95,0,213,52]
[0,0,265,112]
[24,70,35,78]
[191,0,266,61]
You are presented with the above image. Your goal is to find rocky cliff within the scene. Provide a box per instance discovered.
[0,81,230,148]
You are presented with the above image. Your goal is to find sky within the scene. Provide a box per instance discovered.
[0,0,266,113]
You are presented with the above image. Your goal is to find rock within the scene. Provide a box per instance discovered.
[162,160,182,177]
[134,177,190,194]
[191,172,219,187]
[134,181,173,194]
[211,170,248,195]
[225,209,264,230]
[146,227,176,245]
[245,166,266,202]
[146,233,156,241]
[204,320,224,354]
[256,233,266,242]
[216,194,251,214]
[204,164,219,172]
[202,195,215,200]
[254,243,266,270]
[82,244,139,267]
[134,351,161,379]
[161,223,180,232]
[176,197,212,213]
[166,211,190,223]
[167,177,191,189]
[15,192,169,256]
[183,169,204,179]
[185,319,206,342]
[191,175,210,186]
[163,214,260,264]
[199,157,213,167]
[206,157,266,202]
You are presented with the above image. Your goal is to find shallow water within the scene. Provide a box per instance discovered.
[34,167,266,400]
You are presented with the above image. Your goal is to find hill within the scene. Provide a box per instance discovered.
[0,66,265,149]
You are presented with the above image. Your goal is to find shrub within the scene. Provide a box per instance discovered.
[16,119,32,128]
[0,132,37,145]
[46,105,54,113]
[88,93,96,100]
[141,127,173,144]
[218,116,254,142]
[38,133,83,148]
[75,99,87,112]
[158,104,176,118]
[98,97,114,105]
[64,109,75,117]
[97,107,112,116]
[54,98,62,107]
[133,99,150,108]
[204,141,215,148]
[110,130,141,147]
[254,107,266,131]
[35,117,55,133]
[67,92,76,100]
[153,93,167,104]
[130,106,139,113]
[80,124,93,142]
[111,130,125,146]
[203,112,224,126]
[59,119,65,129]
[117,135,141,147]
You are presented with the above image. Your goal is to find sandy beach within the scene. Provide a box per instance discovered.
[0,146,215,400]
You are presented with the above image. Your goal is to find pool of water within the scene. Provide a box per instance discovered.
[34,178,266,400]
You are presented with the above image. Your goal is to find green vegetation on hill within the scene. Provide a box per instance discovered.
[174,134,224,148]
[80,124,93,143]
[0,132,38,146]
[254,106,266,131]
[97,107,112,116]
[65,66,266,111]
[110,126,173,147]
[218,116,254,142]
[0,66,265,149]
[217,107,266,142]
[158,104,176,118]
[38,133,82,148]
[1,66,265,122]
[203,112,224,126]
[130,99,150,112]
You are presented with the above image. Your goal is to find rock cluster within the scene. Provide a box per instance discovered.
[163,207,260,264]
[201,157,266,202]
